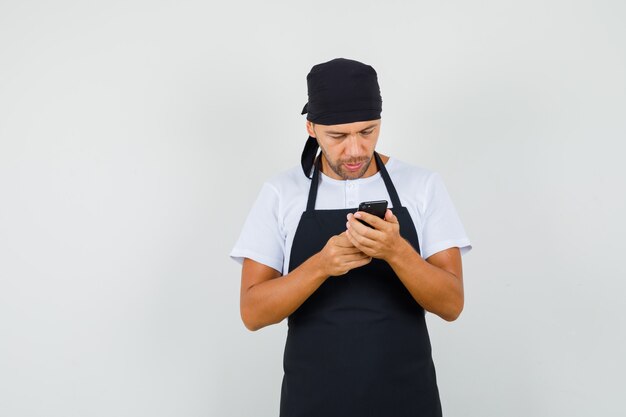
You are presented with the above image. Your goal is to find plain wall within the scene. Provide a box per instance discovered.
[1,1,625,416]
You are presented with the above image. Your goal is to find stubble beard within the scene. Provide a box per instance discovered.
[323,151,374,180]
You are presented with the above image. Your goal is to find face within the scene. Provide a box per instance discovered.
[306,119,381,180]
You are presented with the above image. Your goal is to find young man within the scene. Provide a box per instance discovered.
[230,58,472,417]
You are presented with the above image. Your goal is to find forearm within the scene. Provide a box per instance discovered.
[241,253,329,331]
[387,239,464,321]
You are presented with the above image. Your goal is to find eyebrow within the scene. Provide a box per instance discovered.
[326,124,378,135]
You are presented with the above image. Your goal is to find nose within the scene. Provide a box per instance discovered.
[346,134,360,157]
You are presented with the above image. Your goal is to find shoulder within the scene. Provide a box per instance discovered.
[386,156,439,191]
[384,156,452,216]
[255,165,310,216]
[264,165,310,196]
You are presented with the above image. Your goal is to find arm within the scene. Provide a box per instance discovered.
[240,255,326,331]
[345,210,464,321]
[240,232,372,331]
[388,242,463,321]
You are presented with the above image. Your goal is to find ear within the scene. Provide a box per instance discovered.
[306,120,316,138]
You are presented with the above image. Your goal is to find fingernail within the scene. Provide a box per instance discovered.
[354,212,361,218]
[346,222,350,229]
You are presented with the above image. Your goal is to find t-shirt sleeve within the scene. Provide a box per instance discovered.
[229,183,285,274]
[420,172,472,260]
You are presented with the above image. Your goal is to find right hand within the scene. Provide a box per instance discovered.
[318,232,372,277]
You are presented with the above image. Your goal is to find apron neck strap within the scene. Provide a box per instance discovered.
[306,152,403,212]
[374,152,403,209]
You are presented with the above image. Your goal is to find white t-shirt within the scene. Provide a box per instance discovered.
[230,157,472,274]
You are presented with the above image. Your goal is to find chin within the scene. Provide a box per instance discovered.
[341,166,369,180]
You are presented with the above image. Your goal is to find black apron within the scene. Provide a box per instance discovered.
[280,152,442,417]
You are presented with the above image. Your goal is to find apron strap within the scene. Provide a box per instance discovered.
[306,152,403,212]
[306,153,322,212]
[373,152,403,209]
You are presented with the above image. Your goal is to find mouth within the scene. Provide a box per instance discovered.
[344,162,364,172]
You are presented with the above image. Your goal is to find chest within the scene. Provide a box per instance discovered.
[277,178,426,274]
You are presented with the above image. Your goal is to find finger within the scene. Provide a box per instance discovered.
[336,247,367,255]
[345,228,360,248]
[333,232,357,248]
[340,252,371,262]
[345,228,370,253]
[347,213,384,238]
[335,239,357,248]
[346,256,373,269]
[353,211,387,231]
[384,209,398,223]
[346,227,378,250]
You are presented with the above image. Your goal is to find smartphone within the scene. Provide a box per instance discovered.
[357,200,388,228]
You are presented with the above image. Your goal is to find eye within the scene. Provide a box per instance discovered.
[361,130,374,136]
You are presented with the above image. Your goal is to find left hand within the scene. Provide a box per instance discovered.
[345,209,403,261]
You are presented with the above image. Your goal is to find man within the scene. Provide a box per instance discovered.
[230,58,472,417]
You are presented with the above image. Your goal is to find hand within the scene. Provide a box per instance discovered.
[318,231,372,277]
[345,209,403,261]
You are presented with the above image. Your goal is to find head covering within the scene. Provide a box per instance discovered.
[300,58,382,178]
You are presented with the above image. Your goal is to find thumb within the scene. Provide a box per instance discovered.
[385,209,398,223]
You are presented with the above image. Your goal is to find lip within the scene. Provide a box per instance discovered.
[344,162,363,171]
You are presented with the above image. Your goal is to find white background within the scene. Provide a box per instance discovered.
[1,1,625,416]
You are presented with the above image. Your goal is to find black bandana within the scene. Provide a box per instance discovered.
[300,58,382,178]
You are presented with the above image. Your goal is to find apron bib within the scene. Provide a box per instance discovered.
[280,152,442,417]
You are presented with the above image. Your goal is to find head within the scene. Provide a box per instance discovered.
[300,58,383,178]
[307,119,382,180]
